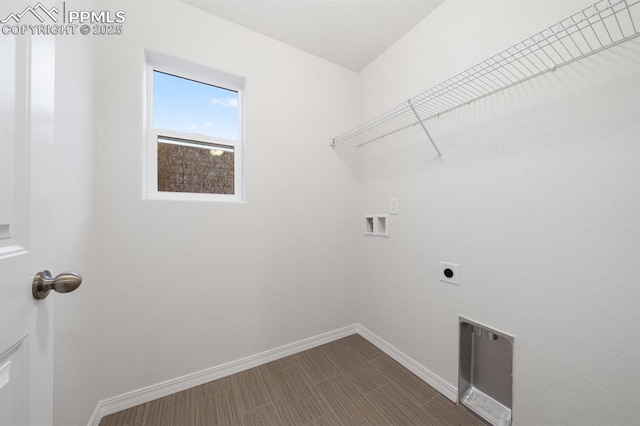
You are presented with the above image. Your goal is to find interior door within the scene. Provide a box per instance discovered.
[0,14,56,426]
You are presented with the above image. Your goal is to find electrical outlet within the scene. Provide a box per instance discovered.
[440,261,459,285]
[390,198,399,215]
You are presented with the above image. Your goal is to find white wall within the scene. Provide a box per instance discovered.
[53,1,640,425]
[53,0,359,424]
[356,1,640,425]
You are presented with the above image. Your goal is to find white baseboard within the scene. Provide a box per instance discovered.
[356,324,458,403]
[88,323,458,425]
[88,324,358,426]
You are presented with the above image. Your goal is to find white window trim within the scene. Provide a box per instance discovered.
[144,51,246,202]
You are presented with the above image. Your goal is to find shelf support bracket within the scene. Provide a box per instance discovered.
[408,99,442,158]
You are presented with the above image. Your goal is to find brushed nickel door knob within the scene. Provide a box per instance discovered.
[32,270,82,300]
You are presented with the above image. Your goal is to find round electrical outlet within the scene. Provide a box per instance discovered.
[440,261,459,285]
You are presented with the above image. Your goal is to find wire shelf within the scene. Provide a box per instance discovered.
[332,0,640,152]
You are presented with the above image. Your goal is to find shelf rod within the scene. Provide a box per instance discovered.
[408,99,442,157]
[331,0,640,148]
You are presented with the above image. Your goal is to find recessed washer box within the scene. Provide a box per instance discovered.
[364,214,389,237]
[375,214,389,237]
[364,216,375,236]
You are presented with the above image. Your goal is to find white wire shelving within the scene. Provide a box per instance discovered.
[331,0,640,156]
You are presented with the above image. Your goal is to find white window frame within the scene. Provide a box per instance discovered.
[144,51,245,202]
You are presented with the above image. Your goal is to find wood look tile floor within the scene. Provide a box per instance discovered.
[100,335,485,425]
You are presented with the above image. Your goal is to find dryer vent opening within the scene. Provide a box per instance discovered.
[459,317,514,426]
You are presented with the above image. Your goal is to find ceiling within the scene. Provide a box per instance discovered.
[180,0,445,72]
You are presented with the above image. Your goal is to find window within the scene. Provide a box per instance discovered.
[145,53,245,201]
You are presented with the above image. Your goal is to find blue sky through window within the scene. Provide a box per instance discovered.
[153,71,238,140]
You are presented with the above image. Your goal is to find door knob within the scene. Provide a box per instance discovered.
[32,270,82,300]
